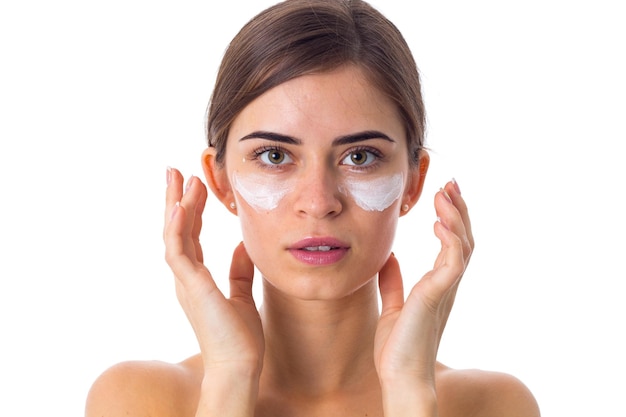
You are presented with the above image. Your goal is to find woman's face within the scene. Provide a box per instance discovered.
[218,65,423,300]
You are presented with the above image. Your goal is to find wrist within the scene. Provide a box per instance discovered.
[203,359,262,380]
[196,368,260,417]
[381,380,438,417]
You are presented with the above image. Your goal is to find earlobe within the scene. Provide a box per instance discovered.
[400,150,430,216]
[201,147,235,211]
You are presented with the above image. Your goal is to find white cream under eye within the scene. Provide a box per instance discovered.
[340,173,404,212]
[233,169,403,213]
[232,171,294,211]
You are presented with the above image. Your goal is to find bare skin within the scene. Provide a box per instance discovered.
[86,66,539,417]
[86,174,538,417]
[86,354,539,417]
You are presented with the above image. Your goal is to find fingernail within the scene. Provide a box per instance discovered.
[185,176,194,192]
[452,178,461,195]
[440,187,452,203]
[166,166,172,185]
[437,216,449,230]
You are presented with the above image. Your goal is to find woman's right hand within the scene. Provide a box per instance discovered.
[163,167,264,378]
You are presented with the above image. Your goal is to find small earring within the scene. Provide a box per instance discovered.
[401,204,409,212]
[229,202,236,210]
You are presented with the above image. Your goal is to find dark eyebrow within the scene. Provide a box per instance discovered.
[332,130,395,146]
[239,131,301,144]
[238,130,394,145]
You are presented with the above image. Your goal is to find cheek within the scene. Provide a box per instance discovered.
[340,173,404,212]
[237,208,280,277]
[366,212,398,256]
[346,210,399,282]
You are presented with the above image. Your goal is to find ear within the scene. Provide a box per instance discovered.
[400,150,430,217]
[201,147,236,213]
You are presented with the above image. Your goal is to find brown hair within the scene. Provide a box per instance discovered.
[206,0,425,166]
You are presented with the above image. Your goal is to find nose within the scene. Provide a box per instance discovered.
[292,165,343,219]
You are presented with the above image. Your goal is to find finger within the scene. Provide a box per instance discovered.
[191,179,208,239]
[165,173,207,276]
[164,168,195,267]
[435,188,472,264]
[179,176,202,236]
[443,179,474,257]
[164,200,207,286]
[229,242,256,304]
[426,221,464,340]
[188,177,208,263]
[378,253,405,317]
[164,167,184,233]
[423,219,466,299]
[174,176,208,262]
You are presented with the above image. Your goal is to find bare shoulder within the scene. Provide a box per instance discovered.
[85,354,203,417]
[436,363,540,417]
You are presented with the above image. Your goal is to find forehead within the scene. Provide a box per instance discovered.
[228,65,405,143]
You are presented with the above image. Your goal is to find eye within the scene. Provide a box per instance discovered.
[258,148,293,165]
[342,149,379,167]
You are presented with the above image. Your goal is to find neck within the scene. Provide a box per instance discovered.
[259,277,381,397]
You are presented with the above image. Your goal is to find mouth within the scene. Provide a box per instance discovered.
[301,245,337,252]
[288,238,350,265]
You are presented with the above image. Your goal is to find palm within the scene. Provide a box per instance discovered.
[374,228,467,383]
[165,169,264,373]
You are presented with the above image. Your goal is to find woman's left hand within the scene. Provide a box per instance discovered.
[374,180,474,412]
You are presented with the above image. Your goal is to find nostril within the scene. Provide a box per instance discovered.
[295,186,343,218]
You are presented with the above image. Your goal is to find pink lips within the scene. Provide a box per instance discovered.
[288,237,350,266]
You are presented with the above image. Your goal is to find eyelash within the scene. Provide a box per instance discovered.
[249,145,291,170]
[341,146,384,171]
[248,145,385,171]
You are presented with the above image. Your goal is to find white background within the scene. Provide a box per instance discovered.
[1,1,624,416]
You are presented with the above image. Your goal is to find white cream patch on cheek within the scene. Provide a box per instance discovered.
[232,171,293,211]
[341,173,404,212]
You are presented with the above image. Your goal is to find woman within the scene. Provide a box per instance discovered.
[86,1,539,416]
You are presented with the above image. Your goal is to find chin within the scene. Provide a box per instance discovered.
[259,266,380,302]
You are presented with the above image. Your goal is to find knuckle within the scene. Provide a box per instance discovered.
[164,247,180,266]
[450,233,464,252]
[462,236,473,256]
[450,261,465,278]
[447,240,466,276]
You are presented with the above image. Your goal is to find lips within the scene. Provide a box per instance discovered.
[288,237,350,265]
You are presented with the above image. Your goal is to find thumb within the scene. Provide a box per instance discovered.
[378,253,404,316]
[229,242,255,303]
